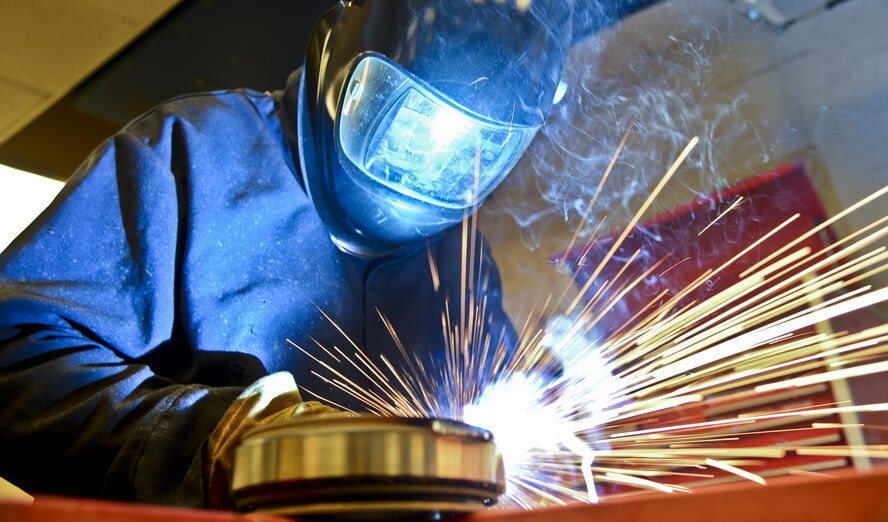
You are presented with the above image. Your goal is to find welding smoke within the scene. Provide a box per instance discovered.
[483,0,780,254]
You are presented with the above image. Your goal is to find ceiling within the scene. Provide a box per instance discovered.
[0,0,181,147]
[0,0,336,179]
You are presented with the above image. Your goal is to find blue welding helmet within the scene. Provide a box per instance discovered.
[299,0,572,257]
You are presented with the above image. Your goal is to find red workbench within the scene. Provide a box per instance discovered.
[3,467,888,522]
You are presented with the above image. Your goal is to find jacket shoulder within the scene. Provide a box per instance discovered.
[121,88,277,145]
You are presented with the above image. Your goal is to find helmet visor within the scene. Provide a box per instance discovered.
[338,54,538,209]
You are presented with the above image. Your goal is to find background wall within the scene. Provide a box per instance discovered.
[477,0,888,320]
[1,0,886,314]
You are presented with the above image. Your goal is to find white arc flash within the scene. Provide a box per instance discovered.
[462,373,599,503]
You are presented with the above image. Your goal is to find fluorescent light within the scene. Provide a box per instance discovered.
[0,164,64,254]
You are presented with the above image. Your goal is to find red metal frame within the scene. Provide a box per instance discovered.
[2,467,886,521]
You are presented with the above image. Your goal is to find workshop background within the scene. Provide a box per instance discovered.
[1,0,888,514]
[1,0,886,309]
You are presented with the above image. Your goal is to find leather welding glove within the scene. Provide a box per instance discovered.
[205,371,338,509]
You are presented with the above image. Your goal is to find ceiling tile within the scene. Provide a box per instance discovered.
[82,0,180,27]
[0,0,153,91]
[0,78,45,139]
[0,0,181,144]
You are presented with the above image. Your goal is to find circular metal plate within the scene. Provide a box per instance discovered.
[231,414,505,518]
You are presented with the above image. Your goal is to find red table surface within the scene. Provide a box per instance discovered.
[474,467,888,522]
[3,467,888,522]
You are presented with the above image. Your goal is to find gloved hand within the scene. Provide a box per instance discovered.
[204,371,338,509]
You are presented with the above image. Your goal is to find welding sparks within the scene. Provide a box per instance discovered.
[295,132,888,509]
[698,196,743,236]
[703,458,766,485]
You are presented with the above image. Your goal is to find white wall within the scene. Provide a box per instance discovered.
[0,165,63,253]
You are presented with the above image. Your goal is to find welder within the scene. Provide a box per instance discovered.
[0,0,659,510]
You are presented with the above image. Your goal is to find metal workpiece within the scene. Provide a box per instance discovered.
[230,414,505,518]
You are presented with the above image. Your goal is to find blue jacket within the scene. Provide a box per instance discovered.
[0,70,513,506]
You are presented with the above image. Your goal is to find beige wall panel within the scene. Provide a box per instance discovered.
[480,0,806,321]
[777,0,888,308]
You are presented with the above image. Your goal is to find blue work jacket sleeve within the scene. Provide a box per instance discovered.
[0,95,254,506]
[0,77,526,507]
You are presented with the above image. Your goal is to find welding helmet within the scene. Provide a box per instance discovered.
[298,0,572,257]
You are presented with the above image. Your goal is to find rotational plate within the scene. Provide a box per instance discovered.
[230,414,505,518]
